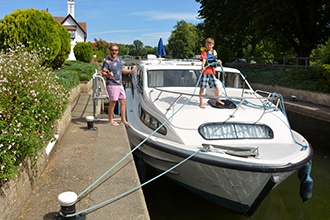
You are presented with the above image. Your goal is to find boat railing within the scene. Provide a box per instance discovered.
[153,87,262,100]
[152,87,284,113]
[92,70,109,118]
[255,89,284,110]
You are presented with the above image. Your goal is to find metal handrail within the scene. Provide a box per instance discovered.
[92,70,109,118]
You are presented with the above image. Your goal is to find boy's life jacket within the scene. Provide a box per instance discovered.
[200,47,218,67]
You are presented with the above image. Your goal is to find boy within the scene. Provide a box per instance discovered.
[199,37,224,108]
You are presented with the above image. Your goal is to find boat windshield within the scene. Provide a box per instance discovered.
[147,69,249,89]
[148,69,199,87]
[219,71,250,89]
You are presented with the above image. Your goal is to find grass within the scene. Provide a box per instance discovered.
[239,67,330,94]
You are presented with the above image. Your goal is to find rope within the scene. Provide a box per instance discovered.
[219,64,228,97]
[217,66,308,149]
[275,93,309,149]
[61,67,308,217]
[70,73,204,210]
[60,148,203,218]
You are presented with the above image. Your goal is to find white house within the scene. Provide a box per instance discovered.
[53,0,87,60]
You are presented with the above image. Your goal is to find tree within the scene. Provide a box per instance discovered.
[322,38,330,64]
[73,42,93,62]
[117,44,130,56]
[168,20,199,59]
[196,0,330,60]
[130,40,145,56]
[89,38,110,61]
[0,8,70,68]
[320,39,330,85]
[145,46,156,57]
[52,23,71,69]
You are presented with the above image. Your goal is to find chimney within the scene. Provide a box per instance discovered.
[67,0,75,18]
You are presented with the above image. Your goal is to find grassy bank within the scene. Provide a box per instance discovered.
[239,67,330,94]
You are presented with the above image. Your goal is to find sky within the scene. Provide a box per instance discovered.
[0,0,203,47]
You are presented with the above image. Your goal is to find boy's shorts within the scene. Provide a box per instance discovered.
[106,84,126,101]
[199,74,219,89]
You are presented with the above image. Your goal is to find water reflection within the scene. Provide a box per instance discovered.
[142,112,330,220]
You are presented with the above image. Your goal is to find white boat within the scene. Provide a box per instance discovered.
[125,58,313,216]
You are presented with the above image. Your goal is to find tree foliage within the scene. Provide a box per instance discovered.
[73,42,93,63]
[145,46,156,56]
[52,23,71,69]
[117,43,130,56]
[322,39,330,64]
[168,20,199,59]
[0,8,71,68]
[196,0,330,59]
[130,40,145,56]
[89,38,110,62]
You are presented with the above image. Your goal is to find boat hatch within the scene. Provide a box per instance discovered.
[199,123,273,140]
[207,99,237,109]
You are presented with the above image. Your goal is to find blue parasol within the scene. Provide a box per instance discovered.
[157,37,166,57]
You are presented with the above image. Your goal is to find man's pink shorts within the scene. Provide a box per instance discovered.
[106,85,126,101]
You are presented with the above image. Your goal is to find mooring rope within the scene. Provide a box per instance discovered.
[212,65,308,149]
[62,66,308,218]
[275,93,309,149]
[72,73,204,212]
[60,147,204,218]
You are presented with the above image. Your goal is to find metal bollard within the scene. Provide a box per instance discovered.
[54,191,86,220]
[85,116,97,131]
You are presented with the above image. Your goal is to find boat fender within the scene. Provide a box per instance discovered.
[298,160,313,203]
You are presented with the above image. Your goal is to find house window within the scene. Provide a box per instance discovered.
[69,30,76,40]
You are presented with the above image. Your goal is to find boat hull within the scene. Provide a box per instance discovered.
[124,60,313,216]
[127,128,301,216]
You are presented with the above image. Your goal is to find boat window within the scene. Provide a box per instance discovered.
[137,69,143,91]
[140,108,167,135]
[215,71,249,89]
[148,70,198,87]
[199,123,273,140]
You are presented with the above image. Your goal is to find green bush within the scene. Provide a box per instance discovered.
[79,73,90,81]
[73,42,93,63]
[54,69,80,90]
[0,46,69,181]
[242,67,330,93]
[58,60,97,84]
[322,39,330,64]
[0,8,71,69]
[51,24,71,69]
[319,64,330,85]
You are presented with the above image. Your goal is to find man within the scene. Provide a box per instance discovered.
[101,44,136,126]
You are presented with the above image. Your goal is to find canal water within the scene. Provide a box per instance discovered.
[141,111,330,220]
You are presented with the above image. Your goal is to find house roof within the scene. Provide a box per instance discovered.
[53,14,87,35]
